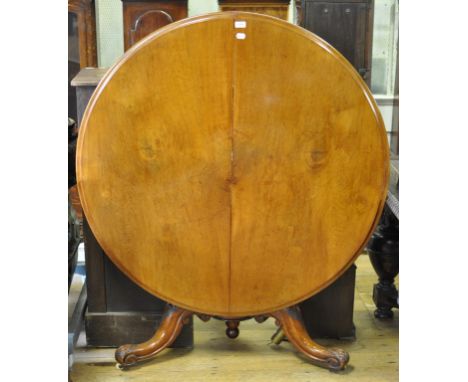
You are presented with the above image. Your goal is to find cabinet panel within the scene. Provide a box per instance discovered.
[219,1,291,20]
[301,1,373,84]
[122,1,188,50]
[131,10,174,46]
[68,0,98,68]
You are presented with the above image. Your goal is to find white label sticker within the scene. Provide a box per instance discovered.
[236,32,246,40]
[234,20,247,29]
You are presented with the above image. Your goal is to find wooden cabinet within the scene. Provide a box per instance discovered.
[122,0,188,51]
[68,0,97,123]
[299,0,373,84]
[219,0,291,20]
[68,0,97,68]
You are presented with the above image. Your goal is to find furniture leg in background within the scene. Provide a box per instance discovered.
[367,158,399,319]
[367,204,399,318]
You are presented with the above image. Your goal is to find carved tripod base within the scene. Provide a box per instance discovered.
[115,304,349,371]
[115,305,191,367]
[270,306,349,370]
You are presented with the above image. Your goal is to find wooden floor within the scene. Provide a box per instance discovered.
[70,254,398,382]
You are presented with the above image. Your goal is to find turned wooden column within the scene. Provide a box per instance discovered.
[367,159,399,319]
[367,204,399,318]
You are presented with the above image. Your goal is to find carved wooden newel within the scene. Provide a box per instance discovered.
[77,12,389,372]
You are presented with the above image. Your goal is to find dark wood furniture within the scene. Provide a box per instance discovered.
[71,68,108,128]
[368,28,398,317]
[69,119,80,290]
[367,159,399,318]
[71,68,194,348]
[82,218,194,347]
[68,0,98,68]
[68,0,97,294]
[219,0,291,20]
[76,13,388,371]
[299,0,374,85]
[122,0,188,51]
[301,264,356,339]
[68,0,98,128]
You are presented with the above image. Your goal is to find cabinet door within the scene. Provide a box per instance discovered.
[130,9,174,47]
[302,1,370,80]
[123,1,188,51]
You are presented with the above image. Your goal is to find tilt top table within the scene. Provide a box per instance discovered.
[77,12,389,371]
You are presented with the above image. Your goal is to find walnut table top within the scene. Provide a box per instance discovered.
[77,12,389,318]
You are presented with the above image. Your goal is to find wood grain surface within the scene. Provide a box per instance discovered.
[76,12,388,317]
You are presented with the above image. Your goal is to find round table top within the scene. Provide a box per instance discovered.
[77,12,389,317]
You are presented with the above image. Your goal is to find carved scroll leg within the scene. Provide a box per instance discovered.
[115,304,192,368]
[270,306,349,371]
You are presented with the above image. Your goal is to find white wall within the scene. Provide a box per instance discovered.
[371,0,398,96]
[95,0,123,68]
[189,0,218,16]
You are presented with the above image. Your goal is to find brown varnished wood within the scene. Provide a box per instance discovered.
[77,12,388,318]
[299,0,374,85]
[115,304,348,370]
[229,12,388,315]
[219,1,291,20]
[225,320,241,338]
[72,256,398,378]
[115,305,192,366]
[122,1,188,50]
[78,14,234,315]
[68,0,97,68]
[270,306,349,370]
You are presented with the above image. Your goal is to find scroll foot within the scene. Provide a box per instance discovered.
[115,304,192,367]
[270,306,349,371]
